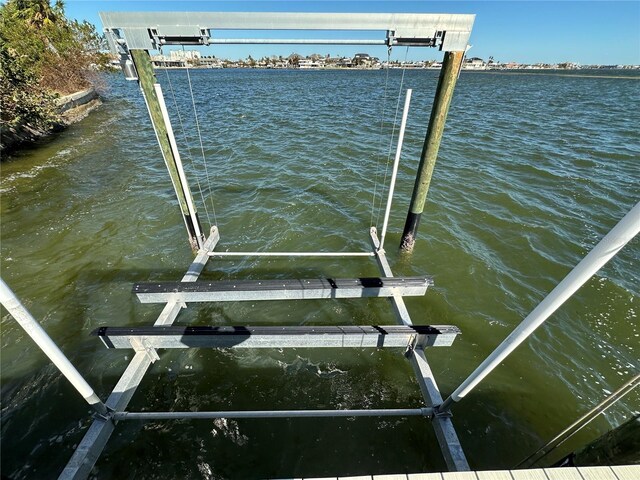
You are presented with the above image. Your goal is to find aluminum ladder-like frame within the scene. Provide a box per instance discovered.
[60,225,469,478]
[58,11,477,478]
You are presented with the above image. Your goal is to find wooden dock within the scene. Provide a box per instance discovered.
[291,465,639,480]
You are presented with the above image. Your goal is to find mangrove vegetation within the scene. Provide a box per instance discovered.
[0,0,107,143]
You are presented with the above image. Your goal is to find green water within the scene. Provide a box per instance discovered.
[1,69,638,479]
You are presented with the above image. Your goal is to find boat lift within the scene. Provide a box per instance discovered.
[2,10,639,480]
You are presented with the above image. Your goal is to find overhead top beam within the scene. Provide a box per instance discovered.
[100,11,475,53]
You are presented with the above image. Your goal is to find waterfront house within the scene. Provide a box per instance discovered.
[463,57,486,70]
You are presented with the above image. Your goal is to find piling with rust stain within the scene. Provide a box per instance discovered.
[130,49,203,250]
[400,50,465,252]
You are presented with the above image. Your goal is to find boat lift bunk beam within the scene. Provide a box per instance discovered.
[132,276,433,303]
[93,324,461,349]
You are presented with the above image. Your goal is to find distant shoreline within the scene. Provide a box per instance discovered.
[149,66,640,80]
[467,70,640,80]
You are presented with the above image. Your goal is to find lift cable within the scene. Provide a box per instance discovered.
[184,46,219,227]
[161,61,213,228]
[369,46,392,229]
[375,46,410,229]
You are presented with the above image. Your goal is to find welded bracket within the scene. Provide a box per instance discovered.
[104,28,138,80]
[433,405,454,419]
[93,405,116,422]
[130,337,160,363]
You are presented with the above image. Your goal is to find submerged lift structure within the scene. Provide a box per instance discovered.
[0,9,483,477]
[66,12,476,477]
[1,11,638,480]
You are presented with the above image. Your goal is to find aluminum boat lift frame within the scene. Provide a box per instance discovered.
[2,11,638,480]
[70,12,474,478]
[9,12,477,479]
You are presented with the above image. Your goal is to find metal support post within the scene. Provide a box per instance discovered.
[130,49,205,250]
[440,201,640,412]
[400,50,465,252]
[370,228,470,471]
[379,89,412,251]
[0,278,108,416]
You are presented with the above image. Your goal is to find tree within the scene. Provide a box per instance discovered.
[288,53,300,67]
[11,0,58,28]
[0,0,108,131]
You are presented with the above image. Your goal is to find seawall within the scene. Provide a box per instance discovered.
[1,87,102,157]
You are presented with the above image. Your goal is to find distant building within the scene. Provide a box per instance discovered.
[486,57,501,69]
[299,57,324,69]
[463,57,486,70]
[170,50,201,60]
[199,56,222,68]
[353,53,379,68]
[150,54,185,68]
[337,57,353,68]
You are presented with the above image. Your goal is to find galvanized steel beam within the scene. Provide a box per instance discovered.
[370,227,470,471]
[93,324,460,350]
[133,276,433,303]
[113,408,433,421]
[100,12,475,53]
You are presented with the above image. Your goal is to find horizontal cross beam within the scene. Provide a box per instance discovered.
[93,324,460,350]
[133,276,433,303]
[100,12,475,52]
[113,407,434,421]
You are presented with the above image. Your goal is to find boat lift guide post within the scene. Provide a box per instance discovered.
[438,201,640,414]
[50,11,478,478]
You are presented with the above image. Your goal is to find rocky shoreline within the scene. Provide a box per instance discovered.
[1,88,102,157]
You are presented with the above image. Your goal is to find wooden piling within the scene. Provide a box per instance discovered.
[130,49,204,250]
[400,50,465,252]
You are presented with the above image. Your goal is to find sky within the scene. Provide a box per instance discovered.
[63,1,640,65]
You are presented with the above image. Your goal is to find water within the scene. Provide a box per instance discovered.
[1,69,638,479]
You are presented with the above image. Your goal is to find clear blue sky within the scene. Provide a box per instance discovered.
[64,1,640,65]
